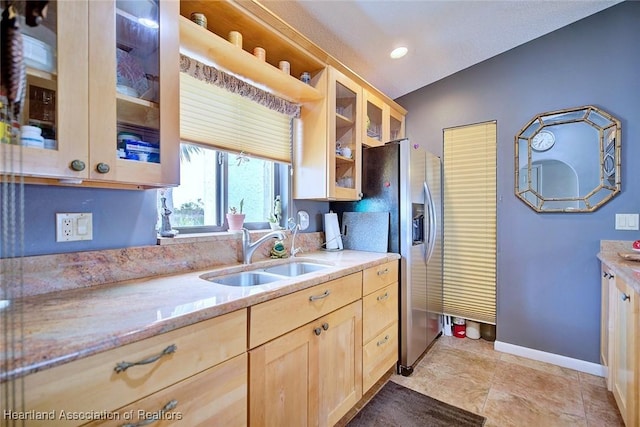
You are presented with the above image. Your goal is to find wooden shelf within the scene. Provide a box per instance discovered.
[116,94,159,128]
[179,16,323,104]
[336,154,355,163]
[336,113,354,129]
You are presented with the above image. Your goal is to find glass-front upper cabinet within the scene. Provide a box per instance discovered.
[89,0,179,187]
[331,68,362,200]
[390,107,405,141]
[364,89,386,147]
[0,1,90,181]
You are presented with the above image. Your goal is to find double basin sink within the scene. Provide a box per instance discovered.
[200,261,330,287]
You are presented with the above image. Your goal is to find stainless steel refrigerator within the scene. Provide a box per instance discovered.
[331,138,443,376]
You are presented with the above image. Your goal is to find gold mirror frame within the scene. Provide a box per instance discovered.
[515,105,621,212]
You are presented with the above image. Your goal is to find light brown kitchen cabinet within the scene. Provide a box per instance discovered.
[85,353,247,427]
[362,261,399,392]
[1,1,88,182]
[363,89,406,147]
[88,0,179,187]
[601,262,639,427]
[249,300,362,427]
[611,277,639,426]
[18,309,247,426]
[389,106,406,141]
[296,66,363,201]
[601,264,615,389]
[1,0,179,189]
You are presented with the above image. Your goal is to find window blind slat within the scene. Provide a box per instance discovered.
[443,121,497,325]
[180,74,292,163]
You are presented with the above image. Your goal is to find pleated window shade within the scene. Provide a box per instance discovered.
[179,73,292,163]
[443,121,497,324]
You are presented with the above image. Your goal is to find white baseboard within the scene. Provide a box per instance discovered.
[494,341,606,377]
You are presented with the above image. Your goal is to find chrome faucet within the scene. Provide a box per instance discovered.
[241,228,286,264]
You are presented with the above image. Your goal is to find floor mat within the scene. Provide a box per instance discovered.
[347,381,486,426]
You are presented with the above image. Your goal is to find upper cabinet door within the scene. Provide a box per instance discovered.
[330,67,362,201]
[363,89,388,148]
[389,107,405,141]
[1,1,90,182]
[89,0,179,187]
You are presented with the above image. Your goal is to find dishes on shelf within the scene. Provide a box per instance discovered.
[116,84,139,97]
[116,48,149,97]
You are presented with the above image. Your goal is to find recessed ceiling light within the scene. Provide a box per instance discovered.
[390,47,408,59]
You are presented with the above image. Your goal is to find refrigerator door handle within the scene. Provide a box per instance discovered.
[424,181,437,263]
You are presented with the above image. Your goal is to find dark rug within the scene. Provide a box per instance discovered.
[347,381,486,427]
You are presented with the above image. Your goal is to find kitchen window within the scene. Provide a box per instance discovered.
[171,57,298,233]
[158,143,290,233]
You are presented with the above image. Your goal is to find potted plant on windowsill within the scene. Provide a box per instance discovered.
[226,199,245,232]
[267,214,281,230]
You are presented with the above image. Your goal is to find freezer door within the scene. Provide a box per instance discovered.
[399,140,429,368]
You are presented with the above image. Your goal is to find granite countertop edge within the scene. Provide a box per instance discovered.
[1,250,400,381]
[597,251,640,295]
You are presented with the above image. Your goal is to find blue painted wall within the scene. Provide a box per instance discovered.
[0,185,158,256]
[395,1,640,363]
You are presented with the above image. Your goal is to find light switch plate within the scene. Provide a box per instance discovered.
[56,213,93,242]
[615,213,640,231]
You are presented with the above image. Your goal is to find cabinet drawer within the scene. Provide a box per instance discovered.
[86,353,248,427]
[363,260,398,295]
[250,273,362,348]
[362,322,398,393]
[363,282,399,343]
[22,309,247,426]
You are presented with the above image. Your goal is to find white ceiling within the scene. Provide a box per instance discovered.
[260,0,623,100]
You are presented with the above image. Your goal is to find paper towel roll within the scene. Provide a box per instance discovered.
[323,212,343,250]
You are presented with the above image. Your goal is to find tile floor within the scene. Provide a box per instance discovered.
[390,335,624,427]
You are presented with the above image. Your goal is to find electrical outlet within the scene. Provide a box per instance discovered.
[56,213,93,242]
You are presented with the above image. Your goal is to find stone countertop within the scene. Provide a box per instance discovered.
[1,250,399,381]
[598,240,640,295]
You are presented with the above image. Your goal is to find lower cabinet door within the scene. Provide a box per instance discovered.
[318,300,362,427]
[84,353,247,427]
[611,279,638,427]
[249,301,362,427]
[249,318,319,426]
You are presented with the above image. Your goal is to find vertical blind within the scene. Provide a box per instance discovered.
[180,73,292,163]
[443,121,497,324]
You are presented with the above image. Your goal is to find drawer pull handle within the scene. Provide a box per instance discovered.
[314,327,322,336]
[114,344,177,373]
[121,399,178,427]
[377,268,389,276]
[309,290,331,302]
[322,322,329,331]
[377,335,390,347]
[377,292,389,301]
[622,293,630,302]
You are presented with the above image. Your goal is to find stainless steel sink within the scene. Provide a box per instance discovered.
[201,271,284,287]
[201,261,331,287]
[261,262,329,277]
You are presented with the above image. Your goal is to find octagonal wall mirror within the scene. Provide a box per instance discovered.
[515,105,621,212]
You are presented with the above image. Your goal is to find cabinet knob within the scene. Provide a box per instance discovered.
[314,327,322,336]
[322,322,329,331]
[70,160,86,172]
[621,293,630,302]
[96,163,110,174]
